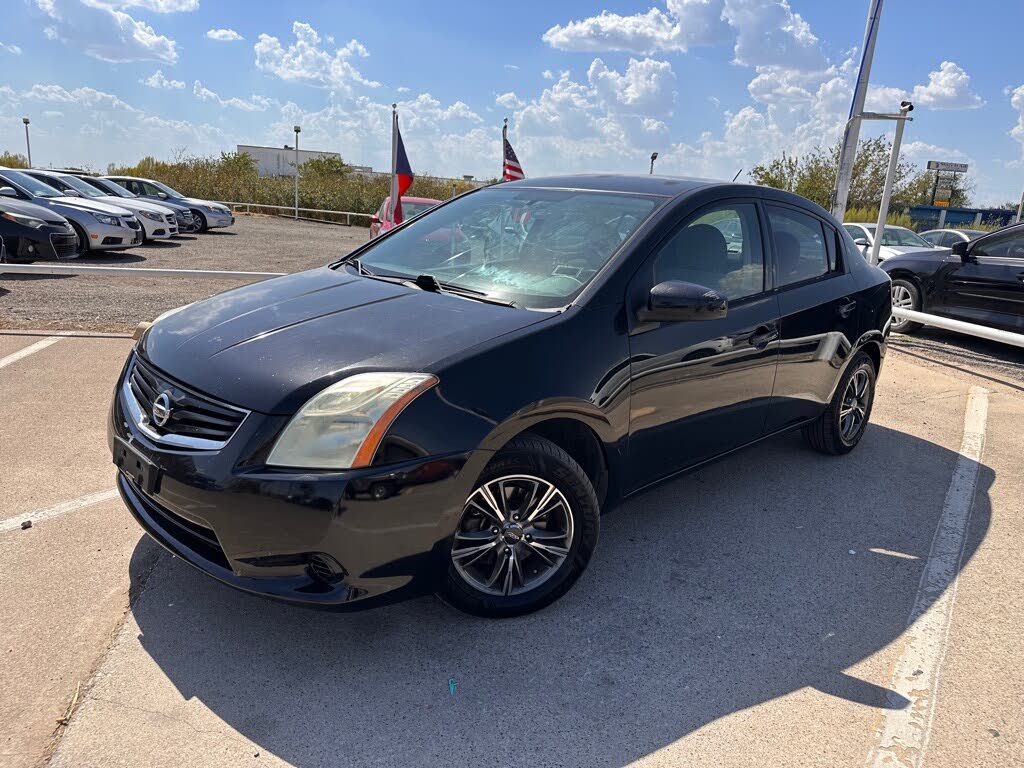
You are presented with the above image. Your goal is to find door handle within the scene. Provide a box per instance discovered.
[838,298,857,318]
[749,325,779,349]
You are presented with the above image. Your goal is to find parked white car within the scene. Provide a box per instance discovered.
[919,228,987,248]
[842,223,941,261]
[24,170,178,243]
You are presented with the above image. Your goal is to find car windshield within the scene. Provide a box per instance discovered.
[865,225,932,248]
[393,200,437,220]
[346,187,662,309]
[1,170,62,198]
[88,177,136,197]
[150,180,185,197]
[56,175,106,198]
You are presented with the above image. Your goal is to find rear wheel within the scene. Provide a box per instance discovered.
[890,278,922,334]
[438,436,600,618]
[803,352,876,456]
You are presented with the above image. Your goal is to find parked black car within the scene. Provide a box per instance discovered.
[882,221,1024,334]
[110,175,891,617]
[0,198,79,263]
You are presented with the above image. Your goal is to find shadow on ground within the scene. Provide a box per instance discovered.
[128,424,992,766]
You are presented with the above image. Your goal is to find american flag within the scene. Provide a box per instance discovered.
[503,136,525,181]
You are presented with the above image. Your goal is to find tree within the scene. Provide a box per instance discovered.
[0,151,29,168]
[750,137,936,211]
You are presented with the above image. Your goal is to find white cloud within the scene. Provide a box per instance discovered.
[254,22,379,91]
[35,0,178,63]
[397,86,410,93]
[193,80,272,111]
[496,92,525,110]
[722,0,824,71]
[911,61,984,110]
[206,28,243,42]
[542,70,554,80]
[43,110,64,118]
[504,64,520,71]
[1011,84,1024,163]
[588,57,677,115]
[88,0,198,11]
[141,69,185,89]
[543,0,730,54]
[0,42,22,55]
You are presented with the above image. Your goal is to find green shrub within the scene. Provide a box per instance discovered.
[843,207,917,230]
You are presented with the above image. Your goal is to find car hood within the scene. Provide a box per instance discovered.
[49,197,134,216]
[880,245,939,257]
[97,196,171,215]
[139,267,552,414]
[176,197,223,208]
[0,198,65,221]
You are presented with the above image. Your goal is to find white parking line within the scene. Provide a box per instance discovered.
[1,488,119,534]
[0,335,63,370]
[866,385,989,768]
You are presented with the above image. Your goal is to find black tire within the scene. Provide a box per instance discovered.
[438,435,600,618]
[889,278,922,334]
[191,209,209,232]
[69,221,89,256]
[803,352,876,456]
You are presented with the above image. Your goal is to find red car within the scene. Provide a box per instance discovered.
[369,196,441,237]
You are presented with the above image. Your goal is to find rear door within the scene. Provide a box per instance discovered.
[626,198,780,489]
[765,204,861,432]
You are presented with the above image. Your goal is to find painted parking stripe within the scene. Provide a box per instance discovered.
[866,385,989,768]
[0,336,63,370]
[1,488,119,534]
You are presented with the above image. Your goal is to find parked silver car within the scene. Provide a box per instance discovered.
[0,168,141,255]
[919,228,987,248]
[67,174,198,234]
[24,170,178,243]
[103,176,234,231]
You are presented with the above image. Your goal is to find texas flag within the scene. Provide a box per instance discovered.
[390,108,414,225]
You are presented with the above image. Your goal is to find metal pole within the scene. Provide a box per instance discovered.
[649,152,658,174]
[22,117,32,167]
[832,0,885,221]
[870,103,912,266]
[1017,189,1023,223]
[293,125,301,220]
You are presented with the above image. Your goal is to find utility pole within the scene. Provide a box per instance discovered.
[870,102,913,266]
[649,152,658,175]
[22,117,32,167]
[293,125,301,220]
[832,0,885,222]
[1017,189,1023,223]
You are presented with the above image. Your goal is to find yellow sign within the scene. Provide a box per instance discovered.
[935,201,949,207]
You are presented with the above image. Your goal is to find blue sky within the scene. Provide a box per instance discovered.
[1,0,1021,205]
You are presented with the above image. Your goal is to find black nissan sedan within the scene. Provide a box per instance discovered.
[0,198,79,262]
[110,175,890,617]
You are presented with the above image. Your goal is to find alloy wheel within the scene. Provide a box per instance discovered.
[890,283,914,330]
[839,368,870,442]
[451,474,574,597]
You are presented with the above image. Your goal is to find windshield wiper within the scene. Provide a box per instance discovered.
[415,274,520,308]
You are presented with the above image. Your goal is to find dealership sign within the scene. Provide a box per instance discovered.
[927,160,969,173]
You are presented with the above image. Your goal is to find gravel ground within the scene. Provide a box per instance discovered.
[0,214,369,332]
[889,327,1024,388]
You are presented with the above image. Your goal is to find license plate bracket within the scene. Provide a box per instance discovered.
[113,436,160,494]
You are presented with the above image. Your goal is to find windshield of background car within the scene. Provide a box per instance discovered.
[865,225,932,248]
[88,178,135,197]
[57,175,105,197]
[398,201,436,219]
[348,187,662,309]
[1,171,62,198]
[151,180,185,198]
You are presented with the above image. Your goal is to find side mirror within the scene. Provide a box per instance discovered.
[62,188,81,197]
[951,240,970,260]
[155,191,167,199]
[638,280,728,323]
[854,238,870,249]
[0,186,18,198]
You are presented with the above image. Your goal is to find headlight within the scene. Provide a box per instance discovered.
[0,211,46,229]
[267,373,438,469]
[203,204,229,214]
[139,210,164,222]
[92,212,120,226]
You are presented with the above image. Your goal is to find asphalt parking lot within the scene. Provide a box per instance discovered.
[2,218,1023,767]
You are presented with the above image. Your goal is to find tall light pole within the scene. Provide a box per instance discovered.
[22,117,32,167]
[293,125,301,220]
[649,151,658,175]
[832,0,885,222]
[869,101,913,266]
[1017,189,1023,224]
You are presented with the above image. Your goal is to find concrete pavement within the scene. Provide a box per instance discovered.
[1,331,1022,767]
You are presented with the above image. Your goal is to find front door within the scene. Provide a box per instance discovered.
[938,227,1024,332]
[627,200,780,491]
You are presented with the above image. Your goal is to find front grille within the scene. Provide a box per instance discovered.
[164,214,176,225]
[127,355,248,447]
[50,233,79,258]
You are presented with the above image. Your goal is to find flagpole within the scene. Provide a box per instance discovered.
[502,117,508,182]
[390,104,399,225]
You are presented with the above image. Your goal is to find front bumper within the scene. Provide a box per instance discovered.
[85,220,143,250]
[108,368,475,609]
[203,210,234,229]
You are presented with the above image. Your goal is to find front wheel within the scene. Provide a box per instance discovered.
[69,222,88,256]
[191,209,209,232]
[803,352,876,456]
[890,278,922,334]
[438,436,600,618]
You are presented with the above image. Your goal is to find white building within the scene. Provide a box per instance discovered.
[237,144,342,177]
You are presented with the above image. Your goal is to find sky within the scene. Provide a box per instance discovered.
[0,0,1022,206]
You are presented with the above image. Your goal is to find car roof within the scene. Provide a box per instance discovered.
[500,173,719,197]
